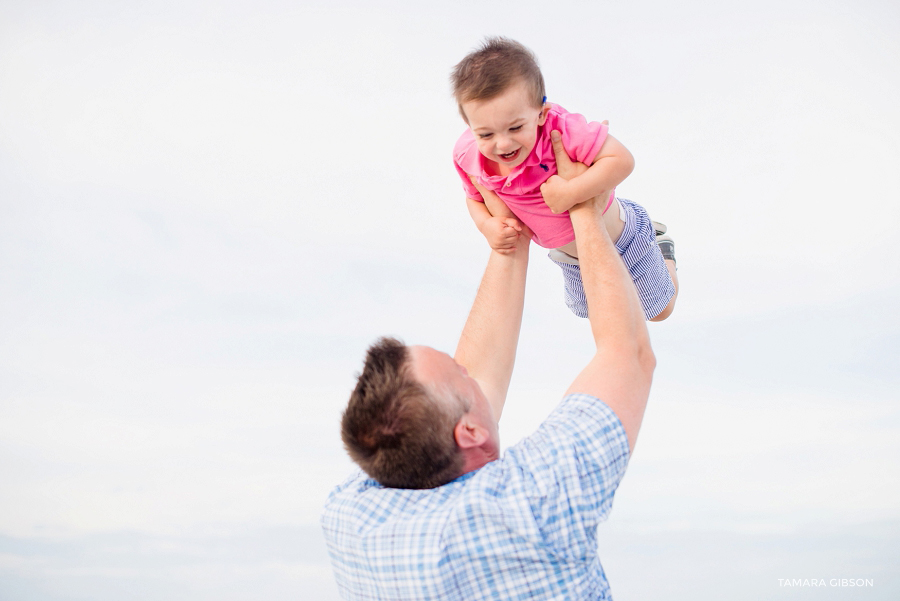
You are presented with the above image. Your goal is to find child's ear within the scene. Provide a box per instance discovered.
[537,102,551,126]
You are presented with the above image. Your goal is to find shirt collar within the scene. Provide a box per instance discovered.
[477,125,546,182]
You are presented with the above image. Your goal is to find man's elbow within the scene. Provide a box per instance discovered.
[637,342,656,377]
[603,337,655,380]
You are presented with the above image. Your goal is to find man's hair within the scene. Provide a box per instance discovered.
[341,337,468,489]
[451,36,546,121]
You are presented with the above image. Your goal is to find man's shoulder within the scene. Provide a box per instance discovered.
[321,469,481,534]
[321,470,372,526]
[515,392,626,442]
[504,393,629,477]
[323,469,372,504]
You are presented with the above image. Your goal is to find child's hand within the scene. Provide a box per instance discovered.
[540,175,578,214]
[479,216,524,255]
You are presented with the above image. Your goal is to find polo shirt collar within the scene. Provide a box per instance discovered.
[477,125,546,183]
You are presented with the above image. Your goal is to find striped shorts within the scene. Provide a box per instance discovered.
[549,198,675,320]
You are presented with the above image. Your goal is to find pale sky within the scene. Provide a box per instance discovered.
[1,1,899,599]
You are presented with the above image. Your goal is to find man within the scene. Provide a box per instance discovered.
[321,133,655,600]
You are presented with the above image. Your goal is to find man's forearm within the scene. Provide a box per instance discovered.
[569,201,649,354]
[454,241,529,420]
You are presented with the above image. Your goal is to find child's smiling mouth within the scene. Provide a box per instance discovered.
[498,149,520,162]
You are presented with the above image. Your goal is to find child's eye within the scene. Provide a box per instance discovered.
[509,125,523,132]
[478,133,493,139]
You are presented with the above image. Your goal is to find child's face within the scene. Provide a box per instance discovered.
[461,80,550,171]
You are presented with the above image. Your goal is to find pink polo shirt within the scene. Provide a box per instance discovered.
[453,104,612,249]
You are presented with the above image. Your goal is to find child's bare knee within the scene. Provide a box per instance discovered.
[650,297,676,322]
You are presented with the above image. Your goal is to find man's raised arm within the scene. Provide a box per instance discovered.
[552,131,656,452]
[454,197,530,421]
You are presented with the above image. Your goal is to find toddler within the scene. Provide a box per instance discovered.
[451,37,678,321]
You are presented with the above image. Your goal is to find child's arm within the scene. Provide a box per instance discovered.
[467,197,524,256]
[466,175,527,255]
[540,131,635,214]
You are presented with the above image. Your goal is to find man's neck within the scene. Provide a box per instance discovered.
[458,445,499,476]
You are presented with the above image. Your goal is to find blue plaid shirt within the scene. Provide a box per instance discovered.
[321,393,630,600]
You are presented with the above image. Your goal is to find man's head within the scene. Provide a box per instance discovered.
[451,37,550,171]
[342,338,499,489]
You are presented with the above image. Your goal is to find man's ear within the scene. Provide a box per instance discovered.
[537,102,551,126]
[453,415,488,449]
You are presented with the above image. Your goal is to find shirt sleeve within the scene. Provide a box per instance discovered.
[558,111,609,166]
[504,393,630,561]
[453,131,484,202]
[454,157,483,202]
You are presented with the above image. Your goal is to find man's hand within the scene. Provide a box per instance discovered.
[549,129,590,181]
[478,216,523,255]
[540,130,592,212]
[471,178,532,254]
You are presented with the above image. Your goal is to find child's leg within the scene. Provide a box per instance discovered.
[549,197,628,319]
[650,258,678,321]
[613,199,676,320]
[551,200,678,321]
[648,233,678,321]
[548,249,588,318]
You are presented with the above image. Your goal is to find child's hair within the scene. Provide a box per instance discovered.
[451,37,545,122]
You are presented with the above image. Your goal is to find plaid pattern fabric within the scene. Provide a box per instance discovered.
[321,394,630,600]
